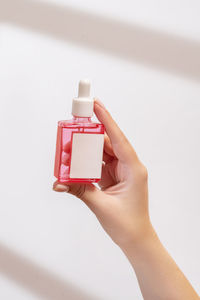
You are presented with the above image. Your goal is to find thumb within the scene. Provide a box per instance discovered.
[94,99,139,165]
[53,181,104,211]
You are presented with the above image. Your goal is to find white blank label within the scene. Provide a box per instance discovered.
[70,133,104,179]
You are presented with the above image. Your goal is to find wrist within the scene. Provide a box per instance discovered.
[119,221,158,254]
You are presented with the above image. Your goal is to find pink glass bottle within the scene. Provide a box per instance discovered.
[54,80,105,184]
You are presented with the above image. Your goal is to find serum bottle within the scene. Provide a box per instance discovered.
[54,79,105,183]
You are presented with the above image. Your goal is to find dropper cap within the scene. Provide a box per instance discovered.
[72,79,94,117]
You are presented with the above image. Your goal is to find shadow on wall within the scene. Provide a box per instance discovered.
[0,0,200,81]
[0,243,100,300]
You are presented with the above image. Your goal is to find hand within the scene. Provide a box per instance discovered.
[53,99,152,247]
[53,100,199,300]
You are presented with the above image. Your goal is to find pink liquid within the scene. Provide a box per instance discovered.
[54,117,104,183]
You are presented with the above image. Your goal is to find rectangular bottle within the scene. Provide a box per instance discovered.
[54,80,105,183]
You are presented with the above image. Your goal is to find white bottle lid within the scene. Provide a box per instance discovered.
[72,79,94,117]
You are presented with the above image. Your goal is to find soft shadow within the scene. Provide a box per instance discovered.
[0,0,200,81]
[0,243,100,300]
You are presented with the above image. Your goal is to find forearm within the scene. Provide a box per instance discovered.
[121,225,199,300]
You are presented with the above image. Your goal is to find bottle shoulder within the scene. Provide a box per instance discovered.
[58,119,104,129]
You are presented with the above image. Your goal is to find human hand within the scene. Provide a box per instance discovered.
[54,100,199,300]
[53,99,152,248]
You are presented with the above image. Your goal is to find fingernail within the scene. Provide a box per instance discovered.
[53,184,70,192]
[94,98,106,110]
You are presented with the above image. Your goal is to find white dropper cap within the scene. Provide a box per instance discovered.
[72,79,94,117]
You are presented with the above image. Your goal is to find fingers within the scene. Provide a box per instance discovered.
[53,183,69,192]
[103,134,115,163]
[98,163,116,190]
[53,181,105,212]
[94,99,139,164]
[103,151,114,163]
[104,133,115,157]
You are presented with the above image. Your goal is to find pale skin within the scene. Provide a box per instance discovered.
[53,99,199,300]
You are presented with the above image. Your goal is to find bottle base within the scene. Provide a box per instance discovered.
[56,177,100,184]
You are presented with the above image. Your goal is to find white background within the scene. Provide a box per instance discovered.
[0,0,200,299]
